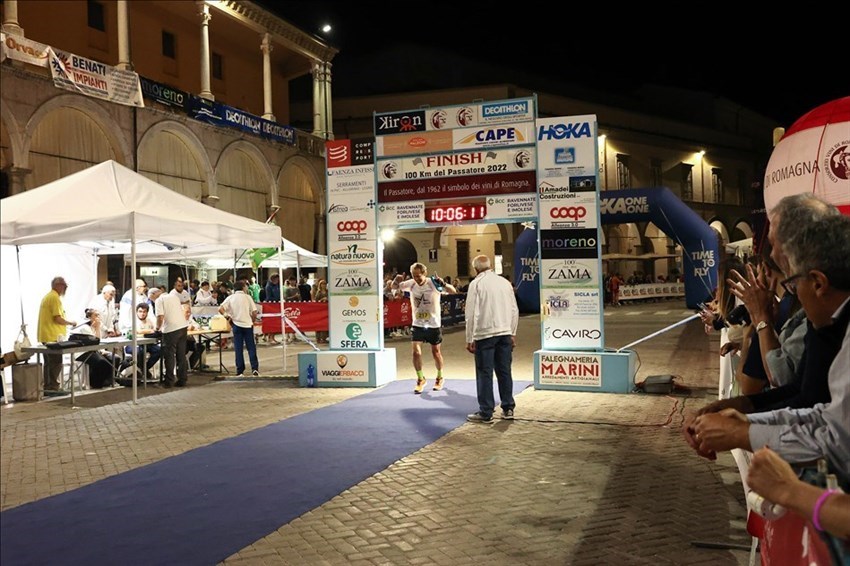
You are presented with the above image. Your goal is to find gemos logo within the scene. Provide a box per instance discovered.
[340,322,369,349]
[348,296,359,307]
[537,122,592,141]
[550,206,586,219]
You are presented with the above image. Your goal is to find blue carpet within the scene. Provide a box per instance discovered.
[1,379,530,565]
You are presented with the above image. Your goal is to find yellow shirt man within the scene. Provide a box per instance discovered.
[38,289,67,343]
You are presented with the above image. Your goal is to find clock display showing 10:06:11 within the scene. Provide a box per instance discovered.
[424,203,487,223]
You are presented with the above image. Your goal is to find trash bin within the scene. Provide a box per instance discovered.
[12,362,42,401]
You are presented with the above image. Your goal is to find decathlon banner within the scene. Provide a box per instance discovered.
[47,47,143,108]
[326,138,382,350]
[535,115,603,350]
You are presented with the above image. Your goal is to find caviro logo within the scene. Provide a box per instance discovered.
[537,122,592,141]
[330,244,376,266]
[336,355,348,368]
[544,327,602,340]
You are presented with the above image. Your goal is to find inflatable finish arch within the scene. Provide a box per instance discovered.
[599,188,718,308]
[514,187,718,310]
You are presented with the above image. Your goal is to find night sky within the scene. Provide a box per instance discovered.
[260,2,846,128]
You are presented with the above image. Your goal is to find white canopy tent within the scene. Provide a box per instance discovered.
[0,160,282,401]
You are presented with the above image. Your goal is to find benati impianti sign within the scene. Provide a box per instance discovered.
[539,353,601,387]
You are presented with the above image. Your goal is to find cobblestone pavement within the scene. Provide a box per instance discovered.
[1,301,753,564]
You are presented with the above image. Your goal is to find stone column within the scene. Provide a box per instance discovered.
[261,33,275,121]
[1,0,24,36]
[196,1,214,100]
[315,213,326,256]
[311,61,333,140]
[5,167,31,195]
[116,0,131,70]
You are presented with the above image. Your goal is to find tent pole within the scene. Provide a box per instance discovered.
[279,242,285,373]
[131,220,138,404]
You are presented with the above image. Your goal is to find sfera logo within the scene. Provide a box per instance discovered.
[482,101,528,117]
[550,206,586,219]
[537,122,592,141]
[339,323,368,348]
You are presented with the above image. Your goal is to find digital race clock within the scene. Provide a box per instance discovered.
[424,201,487,223]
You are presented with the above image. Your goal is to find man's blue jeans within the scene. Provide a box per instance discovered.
[473,334,515,417]
[232,324,258,375]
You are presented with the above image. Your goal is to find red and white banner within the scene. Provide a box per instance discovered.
[47,47,143,107]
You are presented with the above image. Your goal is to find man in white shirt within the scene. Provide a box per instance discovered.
[88,284,118,338]
[219,280,260,377]
[156,280,190,388]
[464,255,519,423]
[398,263,448,394]
[118,278,148,334]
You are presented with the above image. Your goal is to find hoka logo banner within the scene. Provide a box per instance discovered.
[537,122,592,141]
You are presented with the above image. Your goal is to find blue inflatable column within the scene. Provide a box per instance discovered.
[512,227,540,313]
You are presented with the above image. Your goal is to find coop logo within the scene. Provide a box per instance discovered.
[332,271,373,293]
[550,206,586,219]
[482,101,528,118]
[339,323,369,349]
[336,220,369,241]
[824,141,850,182]
[374,111,425,134]
[330,244,376,265]
[537,122,592,141]
[544,327,602,340]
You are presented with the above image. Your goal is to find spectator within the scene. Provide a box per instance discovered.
[311,279,329,344]
[156,279,190,388]
[124,303,161,376]
[74,309,116,389]
[298,276,312,302]
[465,255,519,423]
[219,280,260,377]
[118,278,148,334]
[87,284,118,337]
[37,276,76,392]
[262,273,281,344]
[194,281,217,306]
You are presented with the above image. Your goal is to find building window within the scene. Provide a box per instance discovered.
[87,0,106,31]
[494,240,502,256]
[162,31,176,59]
[616,154,631,189]
[680,163,693,200]
[737,169,748,205]
[712,168,724,203]
[456,240,470,278]
[650,158,663,187]
[212,52,224,80]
